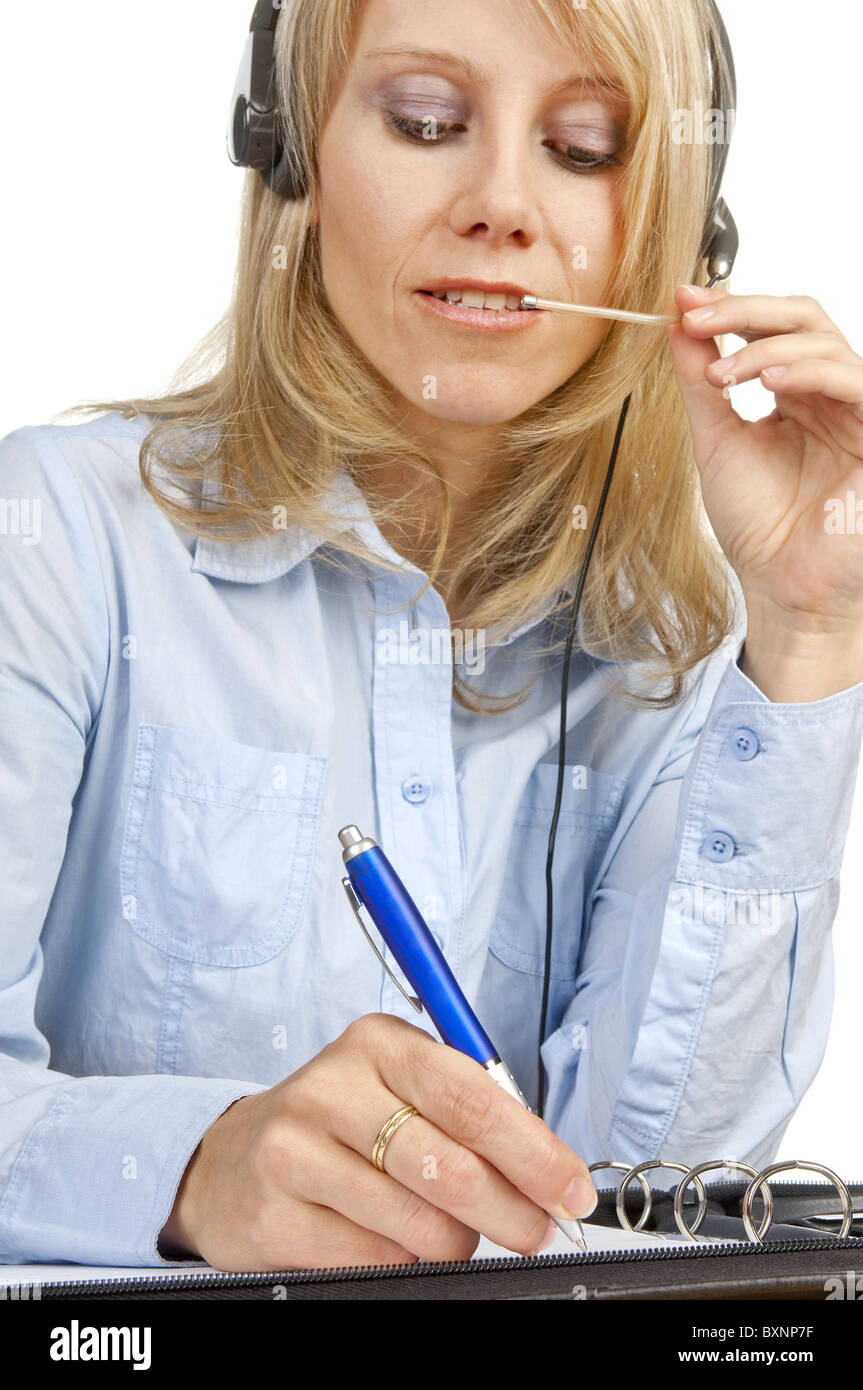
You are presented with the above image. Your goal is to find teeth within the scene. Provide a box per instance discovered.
[461,289,487,309]
[432,288,524,312]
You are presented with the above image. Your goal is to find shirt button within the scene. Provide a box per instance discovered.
[702,830,736,862]
[401,776,431,804]
[731,727,760,760]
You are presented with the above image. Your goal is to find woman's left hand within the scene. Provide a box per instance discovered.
[667,283,863,640]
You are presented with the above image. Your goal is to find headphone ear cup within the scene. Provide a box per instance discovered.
[702,195,739,280]
[262,148,308,201]
[227,5,308,199]
[262,66,309,201]
[703,1,738,280]
[232,95,279,172]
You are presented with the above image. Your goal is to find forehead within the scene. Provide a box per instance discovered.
[348,0,629,100]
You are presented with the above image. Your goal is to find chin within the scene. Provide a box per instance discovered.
[401,382,542,426]
[421,400,519,423]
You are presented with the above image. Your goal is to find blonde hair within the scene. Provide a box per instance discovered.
[74,0,738,713]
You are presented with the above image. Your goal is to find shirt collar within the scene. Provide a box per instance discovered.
[190,465,416,582]
[190,465,579,649]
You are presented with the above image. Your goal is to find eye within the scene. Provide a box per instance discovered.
[543,140,622,174]
[384,112,465,143]
[383,112,623,174]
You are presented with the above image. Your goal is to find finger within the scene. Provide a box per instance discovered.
[705,333,862,390]
[230,1127,422,1271]
[337,1075,556,1256]
[678,290,840,342]
[674,282,729,310]
[296,1134,486,1263]
[352,1014,597,1223]
[234,1201,420,1272]
[275,1201,419,1271]
[758,359,863,418]
[667,319,742,442]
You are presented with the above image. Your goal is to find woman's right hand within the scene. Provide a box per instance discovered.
[158,1013,598,1271]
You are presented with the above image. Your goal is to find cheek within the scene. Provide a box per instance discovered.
[552,182,622,289]
[318,155,423,306]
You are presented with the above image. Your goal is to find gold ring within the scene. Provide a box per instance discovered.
[371,1104,419,1172]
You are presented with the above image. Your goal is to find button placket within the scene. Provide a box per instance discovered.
[371,574,465,1024]
[696,724,763,867]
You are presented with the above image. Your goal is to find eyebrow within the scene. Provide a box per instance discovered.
[362,46,626,100]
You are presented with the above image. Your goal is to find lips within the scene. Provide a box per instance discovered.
[419,278,531,301]
[413,287,543,331]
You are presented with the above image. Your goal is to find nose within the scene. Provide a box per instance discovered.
[447,110,544,248]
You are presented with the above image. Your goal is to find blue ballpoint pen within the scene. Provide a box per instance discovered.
[338,824,588,1252]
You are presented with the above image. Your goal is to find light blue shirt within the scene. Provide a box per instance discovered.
[1,410,862,1267]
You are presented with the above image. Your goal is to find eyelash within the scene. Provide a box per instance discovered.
[383,112,622,174]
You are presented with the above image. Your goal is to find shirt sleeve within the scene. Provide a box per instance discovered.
[0,427,267,1267]
[541,631,863,1170]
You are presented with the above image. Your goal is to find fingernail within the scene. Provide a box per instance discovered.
[531,1218,558,1255]
[677,283,710,296]
[561,1177,598,1220]
[685,306,717,323]
[714,353,737,371]
[761,365,788,381]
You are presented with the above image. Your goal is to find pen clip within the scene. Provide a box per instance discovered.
[341,877,423,1014]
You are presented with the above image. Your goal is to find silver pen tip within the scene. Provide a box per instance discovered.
[553,1214,588,1251]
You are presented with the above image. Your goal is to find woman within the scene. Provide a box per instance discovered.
[1,0,862,1273]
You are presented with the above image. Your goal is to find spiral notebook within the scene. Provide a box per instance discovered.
[2,1150,863,1299]
[0,1211,692,1290]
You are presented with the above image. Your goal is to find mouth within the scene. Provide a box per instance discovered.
[414,279,543,332]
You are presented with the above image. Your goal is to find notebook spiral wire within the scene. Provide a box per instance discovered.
[588,1156,856,1244]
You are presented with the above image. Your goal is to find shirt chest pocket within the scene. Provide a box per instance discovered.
[119,724,327,966]
[488,763,626,980]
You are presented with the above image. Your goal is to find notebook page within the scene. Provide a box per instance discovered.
[0,1221,744,1286]
[472,1220,743,1259]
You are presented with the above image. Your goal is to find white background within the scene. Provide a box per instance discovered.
[0,2,860,1169]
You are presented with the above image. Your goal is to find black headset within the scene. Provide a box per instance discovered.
[228,0,738,277]
[227,0,740,1118]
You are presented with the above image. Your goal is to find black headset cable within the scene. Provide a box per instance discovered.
[535,273,723,1123]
